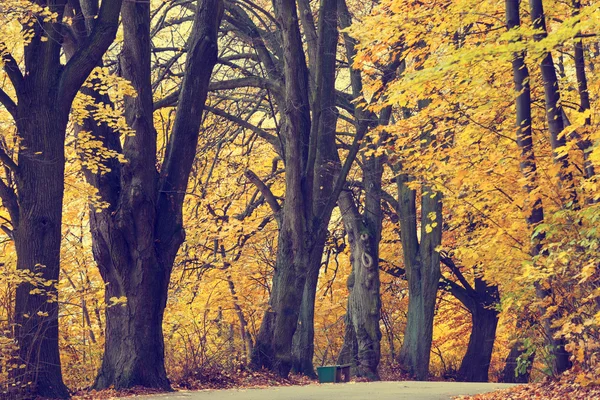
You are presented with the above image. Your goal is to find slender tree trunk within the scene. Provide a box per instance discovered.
[13,104,70,399]
[572,0,595,179]
[507,0,571,376]
[397,176,443,381]
[336,156,383,380]
[529,0,573,190]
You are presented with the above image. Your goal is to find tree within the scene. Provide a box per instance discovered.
[0,2,122,397]
[226,0,368,377]
[441,254,499,382]
[72,0,223,390]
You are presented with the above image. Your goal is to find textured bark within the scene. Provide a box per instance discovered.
[0,2,123,397]
[397,173,443,381]
[86,0,223,390]
[337,164,383,380]
[13,105,70,399]
[455,277,499,382]
[333,0,397,380]
[291,246,326,377]
[507,0,571,376]
[251,0,344,378]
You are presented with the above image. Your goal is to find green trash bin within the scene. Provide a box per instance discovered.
[316,365,338,383]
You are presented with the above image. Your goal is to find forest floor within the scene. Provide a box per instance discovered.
[113,381,517,400]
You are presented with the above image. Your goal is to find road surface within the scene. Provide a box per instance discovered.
[132,381,518,400]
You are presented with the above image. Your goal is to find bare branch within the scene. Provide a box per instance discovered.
[244,169,281,215]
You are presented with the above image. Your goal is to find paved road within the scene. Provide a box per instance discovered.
[133,381,518,400]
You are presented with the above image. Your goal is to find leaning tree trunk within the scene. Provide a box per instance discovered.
[13,103,70,399]
[457,302,499,382]
[397,175,443,381]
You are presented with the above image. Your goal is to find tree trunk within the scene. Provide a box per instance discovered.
[93,253,171,389]
[507,0,571,376]
[337,156,383,380]
[572,0,595,178]
[443,257,500,383]
[457,304,499,382]
[291,254,321,377]
[501,340,534,383]
[251,236,312,376]
[251,0,342,378]
[0,2,123,397]
[89,0,222,389]
[397,174,443,381]
[13,104,70,399]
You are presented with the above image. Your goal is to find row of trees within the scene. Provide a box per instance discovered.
[1,0,600,398]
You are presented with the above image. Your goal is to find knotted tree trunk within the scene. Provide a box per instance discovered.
[75,0,223,389]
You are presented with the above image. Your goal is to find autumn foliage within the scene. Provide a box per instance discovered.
[1,0,600,398]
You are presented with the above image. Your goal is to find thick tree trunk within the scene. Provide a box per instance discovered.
[93,253,171,389]
[251,0,341,378]
[337,310,360,373]
[89,0,222,389]
[13,105,70,399]
[457,305,499,382]
[251,235,311,376]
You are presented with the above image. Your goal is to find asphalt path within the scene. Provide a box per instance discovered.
[130,381,518,400]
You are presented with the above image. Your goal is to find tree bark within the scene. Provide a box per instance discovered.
[291,248,325,377]
[397,174,443,381]
[13,104,70,399]
[455,278,499,382]
[0,2,123,397]
[572,0,595,179]
[337,169,383,380]
[87,0,223,390]
[251,0,344,378]
[507,0,571,376]
[501,339,534,383]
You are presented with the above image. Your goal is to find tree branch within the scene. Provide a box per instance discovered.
[58,0,124,110]
[0,87,17,119]
[0,178,19,227]
[204,105,280,150]
[0,145,18,173]
[244,169,281,215]
[0,46,23,95]
[440,252,476,294]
